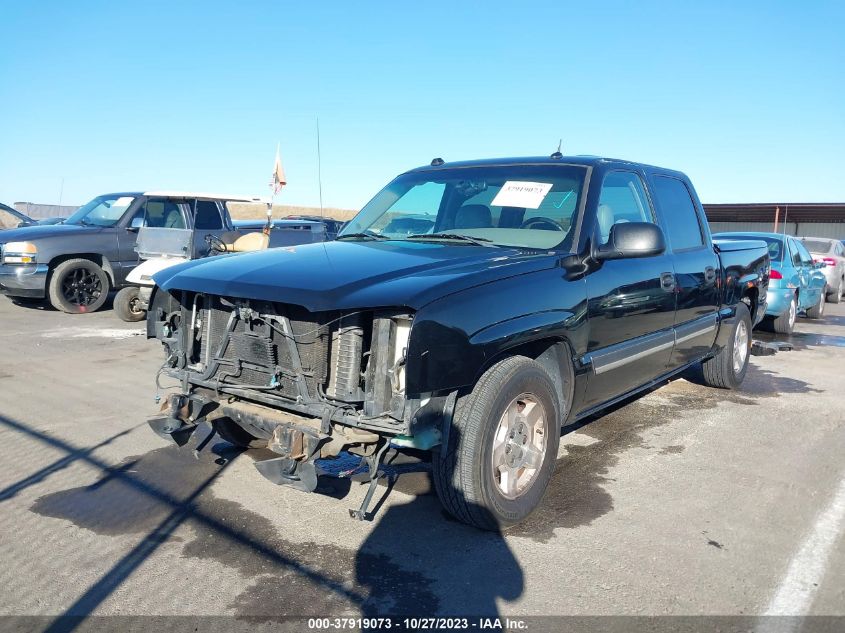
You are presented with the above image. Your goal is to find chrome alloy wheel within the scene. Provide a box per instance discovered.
[733,319,749,374]
[788,298,797,328]
[491,394,547,499]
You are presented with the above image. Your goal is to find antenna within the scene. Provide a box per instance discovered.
[550,139,563,159]
[316,115,324,218]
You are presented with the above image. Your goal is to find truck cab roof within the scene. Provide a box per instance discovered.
[404,155,688,180]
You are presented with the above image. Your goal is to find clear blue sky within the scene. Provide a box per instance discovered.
[1,1,843,210]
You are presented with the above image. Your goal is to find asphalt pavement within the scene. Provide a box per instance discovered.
[0,295,843,627]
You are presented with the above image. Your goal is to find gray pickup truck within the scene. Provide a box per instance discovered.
[0,191,331,314]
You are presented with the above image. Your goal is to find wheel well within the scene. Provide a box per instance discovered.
[741,287,758,322]
[476,338,575,422]
[47,254,115,285]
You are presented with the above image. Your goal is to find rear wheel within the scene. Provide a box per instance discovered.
[828,282,843,304]
[701,302,752,389]
[211,416,266,449]
[113,286,146,322]
[432,356,561,531]
[771,295,797,334]
[806,291,825,319]
[47,258,110,314]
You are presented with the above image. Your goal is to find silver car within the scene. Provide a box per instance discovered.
[800,237,845,303]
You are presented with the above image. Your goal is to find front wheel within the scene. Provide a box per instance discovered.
[113,286,146,322]
[701,302,752,389]
[47,258,110,314]
[432,356,561,531]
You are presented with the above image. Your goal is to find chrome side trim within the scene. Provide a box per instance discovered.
[584,329,675,376]
[595,340,674,374]
[674,314,718,345]
[583,313,719,375]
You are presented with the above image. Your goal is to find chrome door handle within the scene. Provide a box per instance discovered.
[704,266,716,283]
[660,272,676,292]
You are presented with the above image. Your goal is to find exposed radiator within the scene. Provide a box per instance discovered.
[191,296,365,403]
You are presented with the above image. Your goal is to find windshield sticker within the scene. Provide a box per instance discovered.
[491,181,553,209]
[114,196,135,207]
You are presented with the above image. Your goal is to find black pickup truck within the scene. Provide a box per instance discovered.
[146,156,769,530]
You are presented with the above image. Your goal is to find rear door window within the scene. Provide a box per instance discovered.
[651,176,705,251]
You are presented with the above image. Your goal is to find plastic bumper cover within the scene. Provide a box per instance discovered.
[765,286,794,318]
[0,263,49,298]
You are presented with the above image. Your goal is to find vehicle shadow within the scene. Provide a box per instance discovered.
[2,413,523,628]
[0,415,366,631]
[7,291,117,312]
[354,428,523,624]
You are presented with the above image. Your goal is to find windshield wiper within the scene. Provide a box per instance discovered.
[406,233,494,246]
[336,231,389,241]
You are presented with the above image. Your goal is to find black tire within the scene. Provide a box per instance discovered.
[701,302,752,389]
[806,291,825,319]
[47,258,110,314]
[211,417,266,449]
[828,283,843,304]
[771,295,797,335]
[432,356,561,531]
[113,286,146,322]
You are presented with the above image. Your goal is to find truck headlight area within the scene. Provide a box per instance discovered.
[1,242,38,264]
[391,316,412,394]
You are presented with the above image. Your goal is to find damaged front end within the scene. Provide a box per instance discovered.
[146,290,445,517]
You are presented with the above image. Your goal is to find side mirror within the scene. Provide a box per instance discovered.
[813,261,826,270]
[593,222,666,261]
[127,216,145,232]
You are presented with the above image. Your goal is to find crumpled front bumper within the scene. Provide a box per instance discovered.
[0,263,49,298]
[147,393,332,493]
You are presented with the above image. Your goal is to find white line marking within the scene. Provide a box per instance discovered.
[764,472,845,615]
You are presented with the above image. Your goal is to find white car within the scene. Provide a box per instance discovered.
[800,237,845,303]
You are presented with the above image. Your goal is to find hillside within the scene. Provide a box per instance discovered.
[227,202,357,222]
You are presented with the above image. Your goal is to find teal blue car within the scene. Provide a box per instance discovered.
[714,232,827,334]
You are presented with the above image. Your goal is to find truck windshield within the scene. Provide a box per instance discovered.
[65,195,136,227]
[0,205,28,229]
[341,165,588,250]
